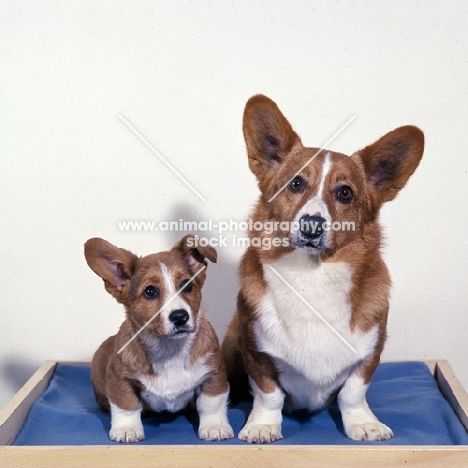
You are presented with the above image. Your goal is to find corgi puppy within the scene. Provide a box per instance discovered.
[85,235,233,443]
[222,95,424,443]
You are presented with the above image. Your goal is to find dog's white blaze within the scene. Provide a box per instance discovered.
[159,261,192,327]
[292,153,332,232]
[137,336,211,412]
[317,152,332,198]
[255,250,379,410]
[160,262,177,294]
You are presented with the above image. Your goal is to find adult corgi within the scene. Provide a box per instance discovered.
[222,95,424,443]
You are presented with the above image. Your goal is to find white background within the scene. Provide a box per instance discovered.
[1,1,467,409]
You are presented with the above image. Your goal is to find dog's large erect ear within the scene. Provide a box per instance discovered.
[243,94,301,180]
[174,234,217,271]
[84,238,137,303]
[353,125,424,204]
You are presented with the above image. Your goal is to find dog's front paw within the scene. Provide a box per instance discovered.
[238,423,283,444]
[346,421,394,441]
[109,423,145,443]
[199,423,234,441]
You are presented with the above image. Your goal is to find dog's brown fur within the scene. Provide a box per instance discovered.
[85,235,232,442]
[222,95,424,442]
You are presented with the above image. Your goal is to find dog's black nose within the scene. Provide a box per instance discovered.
[299,214,327,239]
[169,309,190,327]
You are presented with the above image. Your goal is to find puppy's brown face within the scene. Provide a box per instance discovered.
[125,252,204,338]
[84,235,217,339]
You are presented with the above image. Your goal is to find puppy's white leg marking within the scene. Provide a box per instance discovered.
[197,390,234,441]
[238,379,285,443]
[109,402,144,443]
[338,372,393,441]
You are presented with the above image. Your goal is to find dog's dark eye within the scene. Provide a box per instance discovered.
[143,286,159,299]
[288,176,306,193]
[336,185,353,204]
[180,279,193,293]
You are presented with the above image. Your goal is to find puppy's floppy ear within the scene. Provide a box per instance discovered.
[84,238,137,303]
[174,234,217,271]
[243,94,301,181]
[353,125,424,204]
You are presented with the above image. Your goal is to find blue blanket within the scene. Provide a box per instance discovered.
[13,362,468,446]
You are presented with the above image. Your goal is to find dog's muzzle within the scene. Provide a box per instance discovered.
[168,309,194,336]
[291,214,328,251]
[299,215,326,240]
[299,214,326,239]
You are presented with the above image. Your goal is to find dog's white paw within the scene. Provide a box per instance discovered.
[109,423,145,443]
[238,423,283,444]
[109,403,144,443]
[346,421,394,441]
[199,423,234,441]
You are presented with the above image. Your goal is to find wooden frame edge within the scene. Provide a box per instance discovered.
[0,360,58,446]
[3,445,468,468]
[433,360,468,432]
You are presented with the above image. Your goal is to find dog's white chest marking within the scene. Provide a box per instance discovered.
[256,250,378,410]
[137,337,211,413]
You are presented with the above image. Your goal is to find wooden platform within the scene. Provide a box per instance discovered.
[1,360,467,468]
